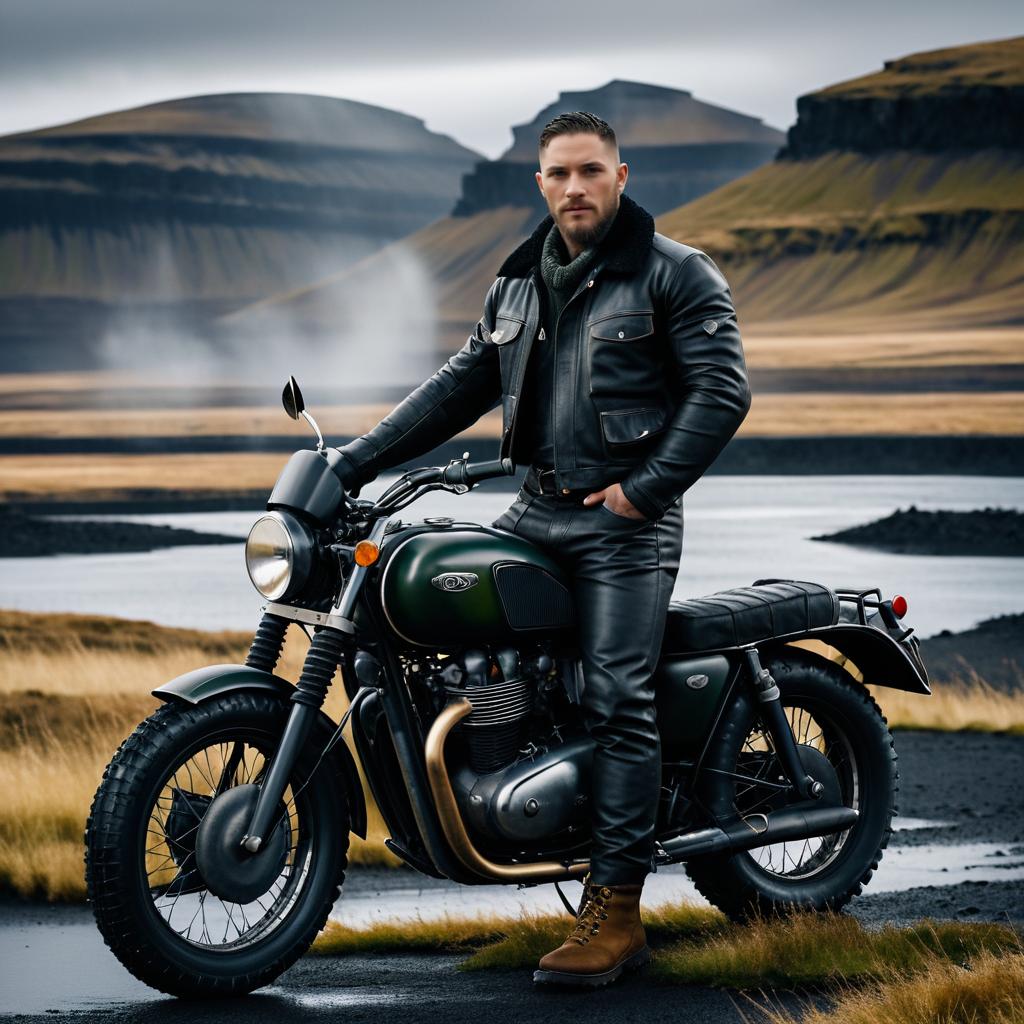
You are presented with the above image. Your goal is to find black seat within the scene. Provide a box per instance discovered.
[662,580,839,654]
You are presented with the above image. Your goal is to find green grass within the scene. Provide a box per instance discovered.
[313,904,1021,992]
[312,902,725,963]
[649,914,1021,989]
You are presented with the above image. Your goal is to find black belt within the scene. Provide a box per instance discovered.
[522,465,591,500]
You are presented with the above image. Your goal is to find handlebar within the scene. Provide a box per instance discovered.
[354,452,515,517]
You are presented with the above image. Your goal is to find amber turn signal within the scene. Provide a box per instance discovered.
[354,540,380,567]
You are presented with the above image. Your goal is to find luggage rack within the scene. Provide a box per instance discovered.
[833,586,885,626]
[833,586,914,642]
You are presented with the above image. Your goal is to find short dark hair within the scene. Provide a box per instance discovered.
[538,111,617,151]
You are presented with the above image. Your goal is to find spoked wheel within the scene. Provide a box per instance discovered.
[86,693,350,997]
[686,650,898,920]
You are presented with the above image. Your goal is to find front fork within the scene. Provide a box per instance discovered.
[240,516,388,853]
[744,647,824,802]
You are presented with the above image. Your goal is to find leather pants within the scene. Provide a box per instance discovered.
[491,482,684,885]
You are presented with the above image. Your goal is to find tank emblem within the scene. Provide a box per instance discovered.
[686,673,710,690]
[431,572,480,592]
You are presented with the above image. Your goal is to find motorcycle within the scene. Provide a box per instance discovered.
[85,377,930,997]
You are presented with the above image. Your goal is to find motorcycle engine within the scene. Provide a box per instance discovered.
[402,646,591,846]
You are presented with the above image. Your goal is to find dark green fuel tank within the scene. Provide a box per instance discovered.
[376,522,575,647]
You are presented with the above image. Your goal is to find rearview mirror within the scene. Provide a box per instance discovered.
[282,376,305,420]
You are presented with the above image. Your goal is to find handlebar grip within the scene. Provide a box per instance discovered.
[464,457,514,485]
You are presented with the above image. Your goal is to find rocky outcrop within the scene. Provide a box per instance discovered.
[453,142,780,217]
[454,79,784,217]
[780,36,1024,157]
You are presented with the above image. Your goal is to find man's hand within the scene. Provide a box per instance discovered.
[582,482,647,520]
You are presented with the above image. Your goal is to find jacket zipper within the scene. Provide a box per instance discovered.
[505,266,599,473]
[552,267,599,486]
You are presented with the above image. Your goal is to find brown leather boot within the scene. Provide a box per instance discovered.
[533,877,651,987]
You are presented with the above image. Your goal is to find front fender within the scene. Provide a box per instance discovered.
[153,663,368,838]
[153,663,294,705]
[788,624,931,695]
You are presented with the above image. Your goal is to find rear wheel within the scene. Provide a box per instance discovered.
[685,650,898,920]
[85,692,350,997]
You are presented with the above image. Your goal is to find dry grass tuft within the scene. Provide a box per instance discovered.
[760,949,1024,1024]
[461,900,725,971]
[871,677,1024,736]
[311,901,724,965]
[649,913,1020,989]
[312,915,511,956]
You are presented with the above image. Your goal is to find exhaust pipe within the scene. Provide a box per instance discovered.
[424,698,590,883]
[655,805,858,864]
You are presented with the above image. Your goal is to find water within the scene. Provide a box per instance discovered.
[0,475,1021,636]
[324,839,1024,930]
[1,827,1020,1014]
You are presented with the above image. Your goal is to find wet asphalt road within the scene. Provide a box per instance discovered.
[2,730,1022,1023]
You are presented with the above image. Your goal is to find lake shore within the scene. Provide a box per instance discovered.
[814,506,1024,557]
[2,436,1022,513]
[0,505,242,557]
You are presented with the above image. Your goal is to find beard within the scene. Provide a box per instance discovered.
[559,199,619,252]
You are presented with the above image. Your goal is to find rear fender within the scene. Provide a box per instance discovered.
[782,624,931,695]
[153,663,368,838]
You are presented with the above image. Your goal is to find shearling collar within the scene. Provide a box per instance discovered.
[496,193,655,279]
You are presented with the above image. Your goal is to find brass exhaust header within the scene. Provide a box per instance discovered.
[423,699,590,883]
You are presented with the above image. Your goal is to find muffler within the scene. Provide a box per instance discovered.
[654,805,858,864]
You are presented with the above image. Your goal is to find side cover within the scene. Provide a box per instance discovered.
[153,663,368,838]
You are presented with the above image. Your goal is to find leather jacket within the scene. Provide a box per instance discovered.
[335,194,751,521]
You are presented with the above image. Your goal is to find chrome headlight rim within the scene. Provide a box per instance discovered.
[245,510,314,601]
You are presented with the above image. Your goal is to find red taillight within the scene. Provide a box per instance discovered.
[891,594,908,618]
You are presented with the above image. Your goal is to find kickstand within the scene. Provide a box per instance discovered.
[553,881,579,918]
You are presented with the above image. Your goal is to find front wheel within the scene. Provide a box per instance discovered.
[85,692,350,997]
[685,650,899,920]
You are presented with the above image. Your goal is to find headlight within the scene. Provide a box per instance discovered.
[245,511,314,601]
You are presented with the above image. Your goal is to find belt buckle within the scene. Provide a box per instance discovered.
[537,468,556,495]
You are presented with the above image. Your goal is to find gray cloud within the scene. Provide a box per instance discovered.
[1,0,1020,156]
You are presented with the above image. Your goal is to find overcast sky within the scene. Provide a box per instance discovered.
[1,1,1019,157]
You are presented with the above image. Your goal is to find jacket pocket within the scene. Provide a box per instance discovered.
[490,315,526,386]
[590,312,654,343]
[587,312,659,397]
[488,316,524,345]
[599,406,668,460]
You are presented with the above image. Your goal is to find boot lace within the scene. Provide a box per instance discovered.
[569,883,612,945]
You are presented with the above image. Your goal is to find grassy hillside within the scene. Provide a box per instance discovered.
[657,37,1024,334]
[658,148,1024,332]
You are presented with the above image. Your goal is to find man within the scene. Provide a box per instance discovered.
[334,111,751,986]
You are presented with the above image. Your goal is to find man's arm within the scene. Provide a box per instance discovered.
[334,280,504,488]
[618,252,752,521]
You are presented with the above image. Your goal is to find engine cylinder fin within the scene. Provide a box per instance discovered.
[445,676,534,773]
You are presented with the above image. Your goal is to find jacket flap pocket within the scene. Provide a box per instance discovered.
[488,317,524,345]
[600,406,667,445]
[590,313,654,342]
